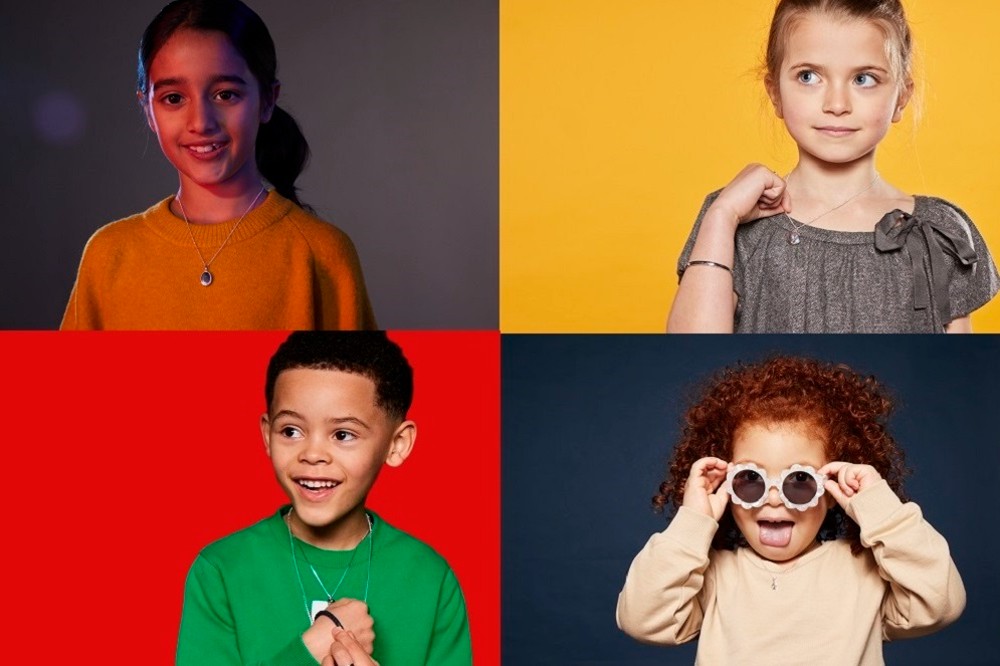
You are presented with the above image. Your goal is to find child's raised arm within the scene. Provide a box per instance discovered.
[616,457,730,644]
[819,462,967,636]
[667,165,790,333]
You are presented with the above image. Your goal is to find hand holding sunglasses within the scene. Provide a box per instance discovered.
[682,456,732,521]
[816,461,884,509]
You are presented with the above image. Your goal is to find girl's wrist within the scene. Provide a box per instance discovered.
[701,205,741,235]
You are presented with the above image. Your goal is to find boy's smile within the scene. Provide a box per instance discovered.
[730,421,832,563]
[262,368,414,550]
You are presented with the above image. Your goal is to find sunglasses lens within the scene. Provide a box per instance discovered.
[782,471,818,505]
[731,469,766,503]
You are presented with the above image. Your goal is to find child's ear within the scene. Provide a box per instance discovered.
[385,420,416,468]
[765,75,783,119]
[260,413,273,457]
[260,80,281,123]
[892,78,914,123]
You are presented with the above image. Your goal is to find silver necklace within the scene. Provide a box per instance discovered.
[176,187,266,286]
[744,540,825,589]
[786,173,879,245]
[286,508,375,624]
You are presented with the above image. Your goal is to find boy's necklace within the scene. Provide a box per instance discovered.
[285,508,375,624]
[785,173,879,245]
[176,187,266,286]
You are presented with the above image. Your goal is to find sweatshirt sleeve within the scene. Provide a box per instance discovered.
[311,225,377,331]
[176,555,318,666]
[615,507,718,645]
[60,233,106,330]
[846,480,966,640]
[424,567,473,666]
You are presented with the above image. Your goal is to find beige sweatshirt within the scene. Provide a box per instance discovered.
[616,480,965,665]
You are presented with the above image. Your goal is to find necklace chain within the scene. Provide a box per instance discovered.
[786,172,879,245]
[176,187,266,285]
[743,543,820,590]
[286,508,375,624]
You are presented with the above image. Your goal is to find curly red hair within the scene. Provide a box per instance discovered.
[653,356,908,554]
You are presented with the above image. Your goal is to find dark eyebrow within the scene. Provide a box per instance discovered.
[270,410,371,430]
[271,409,305,421]
[151,74,249,89]
[328,416,371,430]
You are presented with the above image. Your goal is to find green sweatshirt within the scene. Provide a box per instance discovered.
[176,508,471,665]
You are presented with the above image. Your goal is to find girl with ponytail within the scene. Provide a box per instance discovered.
[62,0,376,330]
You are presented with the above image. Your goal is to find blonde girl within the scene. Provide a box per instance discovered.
[668,0,998,333]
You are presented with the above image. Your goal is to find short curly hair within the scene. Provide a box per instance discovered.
[265,332,413,422]
[653,356,908,555]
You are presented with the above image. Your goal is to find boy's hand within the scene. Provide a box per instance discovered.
[327,599,375,655]
[708,164,791,229]
[302,599,375,661]
[322,630,381,666]
[818,461,883,509]
[682,457,730,521]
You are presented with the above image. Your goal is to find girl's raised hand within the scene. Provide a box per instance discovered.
[818,462,883,509]
[709,164,791,228]
[682,457,730,521]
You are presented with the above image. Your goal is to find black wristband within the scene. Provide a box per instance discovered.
[314,609,345,629]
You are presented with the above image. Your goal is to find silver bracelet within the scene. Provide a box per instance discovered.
[680,259,733,280]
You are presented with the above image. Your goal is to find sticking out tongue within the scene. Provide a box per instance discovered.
[759,521,794,547]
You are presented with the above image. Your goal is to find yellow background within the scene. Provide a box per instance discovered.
[500,0,1000,332]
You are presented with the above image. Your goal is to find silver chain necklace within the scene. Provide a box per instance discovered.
[176,187,266,286]
[786,173,879,245]
[286,508,375,624]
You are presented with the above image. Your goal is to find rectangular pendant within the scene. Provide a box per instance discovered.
[310,599,329,623]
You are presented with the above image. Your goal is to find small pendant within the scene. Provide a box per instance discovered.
[788,230,801,245]
[311,600,328,622]
[200,269,213,286]
[771,577,777,590]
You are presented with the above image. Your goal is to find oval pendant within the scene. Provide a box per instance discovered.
[200,270,213,286]
[788,231,801,246]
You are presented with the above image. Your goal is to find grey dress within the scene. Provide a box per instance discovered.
[679,192,1000,333]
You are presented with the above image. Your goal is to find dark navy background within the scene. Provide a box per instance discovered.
[502,335,999,665]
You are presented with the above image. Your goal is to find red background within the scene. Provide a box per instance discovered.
[1,331,499,664]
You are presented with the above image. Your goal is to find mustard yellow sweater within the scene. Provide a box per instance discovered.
[617,481,965,665]
[61,192,376,330]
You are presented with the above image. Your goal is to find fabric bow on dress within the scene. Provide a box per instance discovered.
[874,210,978,326]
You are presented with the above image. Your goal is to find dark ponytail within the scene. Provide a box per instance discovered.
[138,0,310,206]
[257,105,310,206]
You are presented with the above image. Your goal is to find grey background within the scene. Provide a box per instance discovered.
[0,0,496,329]
[503,335,999,665]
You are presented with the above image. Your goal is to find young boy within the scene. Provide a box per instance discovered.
[176,332,472,665]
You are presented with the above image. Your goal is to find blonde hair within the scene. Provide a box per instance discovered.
[765,0,913,87]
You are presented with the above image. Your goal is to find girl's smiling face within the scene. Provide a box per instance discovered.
[767,12,911,168]
[143,29,275,195]
[730,420,833,563]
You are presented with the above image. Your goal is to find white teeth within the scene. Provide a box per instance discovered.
[297,479,338,490]
[190,143,219,153]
